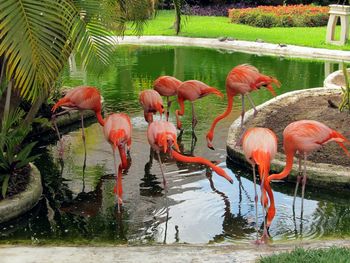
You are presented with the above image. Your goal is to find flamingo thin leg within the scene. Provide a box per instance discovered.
[293,156,302,209]
[252,165,259,241]
[301,153,307,217]
[240,94,245,131]
[157,151,167,191]
[113,148,122,213]
[246,93,258,117]
[166,97,173,121]
[80,112,87,159]
[191,102,198,130]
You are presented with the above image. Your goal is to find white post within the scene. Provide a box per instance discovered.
[326,4,350,45]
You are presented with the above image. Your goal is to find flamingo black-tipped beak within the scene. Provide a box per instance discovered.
[228,178,233,184]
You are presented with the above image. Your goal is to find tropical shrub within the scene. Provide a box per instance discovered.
[339,63,350,113]
[0,109,39,198]
[229,4,330,28]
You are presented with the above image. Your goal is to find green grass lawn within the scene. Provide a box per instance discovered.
[126,10,350,51]
[260,247,350,263]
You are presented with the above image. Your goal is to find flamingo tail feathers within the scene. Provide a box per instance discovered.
[200,87,224,98]
[330,130,350,158]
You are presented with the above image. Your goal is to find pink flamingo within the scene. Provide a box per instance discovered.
[242,127,277,242]
[147,120,233,188]
[139,89,164,123]
[51,86,105,156]
[103,113,132,212]
[268,120,350,214]
[206,64,280,150]
[175,80,223,131]
[153,76,183,120]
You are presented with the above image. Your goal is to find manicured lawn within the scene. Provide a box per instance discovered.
[126,10,350,51]
[260,247,350,263]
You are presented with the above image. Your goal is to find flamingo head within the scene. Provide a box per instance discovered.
[206,131,215,150]
[157,132,179,154]
[214,166,233,184]
[157,103,165,116]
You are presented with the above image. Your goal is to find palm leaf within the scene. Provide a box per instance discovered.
[0,0,77,101]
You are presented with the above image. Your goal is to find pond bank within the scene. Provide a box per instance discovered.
[0,164,42,223]
[1,239,350,263]
[227,87,350,189]
[114,36,350,62]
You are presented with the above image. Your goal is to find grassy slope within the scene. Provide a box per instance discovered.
[260,247,350,263]
[126,10,350,51]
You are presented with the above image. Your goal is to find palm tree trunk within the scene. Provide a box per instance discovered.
[24,94,47,125]
[3,79,12,121]
[173,0,181,35]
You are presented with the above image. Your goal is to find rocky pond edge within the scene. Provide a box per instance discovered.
[0,164,42,224]
[226,87,350,189]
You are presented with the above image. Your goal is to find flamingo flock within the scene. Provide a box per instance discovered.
[52,63,350,244]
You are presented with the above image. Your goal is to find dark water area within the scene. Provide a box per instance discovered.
[1,45,349,245]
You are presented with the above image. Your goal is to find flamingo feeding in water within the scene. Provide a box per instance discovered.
[103,113,132,212]
[153,76,183,121]
[147,120,233,188]
[206,64,280,150]
[242,127,277,242]
[267,120,350,215]
[139,89,164,123]
[175,80,223,131]
[51,86,105,156]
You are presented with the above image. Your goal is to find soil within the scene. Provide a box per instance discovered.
[0,165,30,201]
[243,94,350,167]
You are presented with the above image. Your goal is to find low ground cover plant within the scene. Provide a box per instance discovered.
[229,4,329,28]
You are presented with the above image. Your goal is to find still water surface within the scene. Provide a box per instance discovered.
[1,45,349,245]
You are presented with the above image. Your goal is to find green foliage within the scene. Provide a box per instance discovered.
[131,10,350,51]
[0,109,39,198]
[0,0,155,103]
[339,63,350,113]
[260,247,350,263]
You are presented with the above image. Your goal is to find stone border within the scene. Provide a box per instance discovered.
[226,87,350,188]
[114,36,350,62]
[1,239,350,263]
[324,68,350,89]
[0,164,42,223]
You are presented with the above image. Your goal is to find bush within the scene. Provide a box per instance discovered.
[0,109,39,198]
[229,4,330,28]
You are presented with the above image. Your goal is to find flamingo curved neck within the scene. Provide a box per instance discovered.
[118,145,128,169]
[96,111,105,126]
[171,149,233,183]
[175,98,185,129]
[207,95,233,138]
[269,150,295,181]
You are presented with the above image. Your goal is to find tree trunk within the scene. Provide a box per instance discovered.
[173,0,181,35]
[24,94,47,125]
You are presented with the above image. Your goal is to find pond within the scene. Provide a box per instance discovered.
[1,45,349,245]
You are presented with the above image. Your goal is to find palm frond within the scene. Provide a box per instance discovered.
[0,0,77,101]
